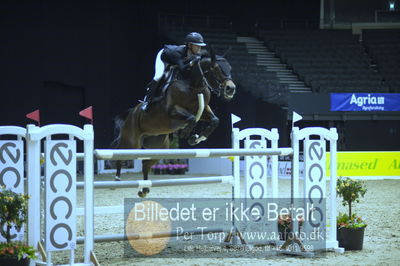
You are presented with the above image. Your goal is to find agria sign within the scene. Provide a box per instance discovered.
[350,94,384,109]
[330,93,400,111]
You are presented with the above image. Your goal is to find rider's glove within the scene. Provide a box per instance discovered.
[189,55,201,67]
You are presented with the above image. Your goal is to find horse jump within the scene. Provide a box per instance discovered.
[0,119,342,265]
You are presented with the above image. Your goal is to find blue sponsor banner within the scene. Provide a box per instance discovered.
[331,93,400,111]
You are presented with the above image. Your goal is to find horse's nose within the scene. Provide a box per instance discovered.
[226,80,236,93]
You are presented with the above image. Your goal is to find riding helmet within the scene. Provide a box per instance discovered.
[185,32,206,46]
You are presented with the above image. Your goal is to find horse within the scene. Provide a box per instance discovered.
[112,50,236,197]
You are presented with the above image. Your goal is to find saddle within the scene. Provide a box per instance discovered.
[155,65,179,99]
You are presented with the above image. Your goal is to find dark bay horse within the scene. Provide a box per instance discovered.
[112,51,236,197]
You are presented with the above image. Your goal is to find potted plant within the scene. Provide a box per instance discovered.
[151,159,188,175]
[336,176,367,250]
[0,187,37,265]
[151,164,162,175]
[166,159,188,175]
[278,214,304,240]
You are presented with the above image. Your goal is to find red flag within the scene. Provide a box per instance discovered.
[26,109,40,126]
[79,106,93,124]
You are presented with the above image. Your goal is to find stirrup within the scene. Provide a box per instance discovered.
[141,101,148,111]
[139,95,149,110]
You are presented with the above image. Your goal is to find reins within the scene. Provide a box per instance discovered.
[197,59,228,97]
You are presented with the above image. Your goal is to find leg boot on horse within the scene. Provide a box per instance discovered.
[137,158,160,198]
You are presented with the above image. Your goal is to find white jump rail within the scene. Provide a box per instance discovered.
[76,227,226,244]
[94,147,293,160]
[76,175,235,189]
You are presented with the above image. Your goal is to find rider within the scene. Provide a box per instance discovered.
[141,32,207,110]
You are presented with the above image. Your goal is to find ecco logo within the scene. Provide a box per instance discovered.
[246,139,267,222]
[46,141,76,251]
[305,141,325,228]
[0,141,24,241]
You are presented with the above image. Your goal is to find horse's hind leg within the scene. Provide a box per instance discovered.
[114,128,141,181]
[115,160,122,181]
[138,135,170,198]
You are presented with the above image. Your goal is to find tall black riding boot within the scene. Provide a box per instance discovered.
[141,80,159,111]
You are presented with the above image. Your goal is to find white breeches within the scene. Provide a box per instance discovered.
[153,48,165,81]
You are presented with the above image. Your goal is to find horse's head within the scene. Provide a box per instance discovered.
[198,48,236,101]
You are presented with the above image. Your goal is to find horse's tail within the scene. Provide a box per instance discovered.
[111,108,132,148]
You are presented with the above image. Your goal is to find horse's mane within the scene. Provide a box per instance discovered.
[215,56,231,77]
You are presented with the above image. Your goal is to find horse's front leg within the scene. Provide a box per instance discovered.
[169,106,197,139]
[188,105,219,146]
[139,159,159,198]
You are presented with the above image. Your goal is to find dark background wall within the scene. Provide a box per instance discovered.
[1,0,398,150]
[1,1,155,147]
[334,0,398,22]
[0,0,318,148]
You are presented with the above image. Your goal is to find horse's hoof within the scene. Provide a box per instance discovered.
[142,187,150,194]
[138,191,146,198]
[188,134,207,146]
[188,135,198,146]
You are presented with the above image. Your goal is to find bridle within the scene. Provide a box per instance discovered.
[197,58,232,97]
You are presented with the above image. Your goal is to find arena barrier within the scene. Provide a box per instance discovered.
[0,115,342,265]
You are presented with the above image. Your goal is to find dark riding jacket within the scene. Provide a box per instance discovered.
[161,45,194,78]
